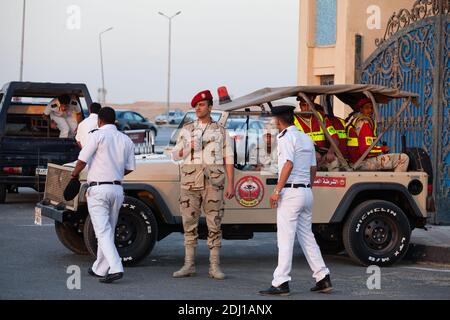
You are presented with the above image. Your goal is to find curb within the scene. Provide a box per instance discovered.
[405,243,450,264]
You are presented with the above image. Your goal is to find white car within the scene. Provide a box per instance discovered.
[155,109,185,125]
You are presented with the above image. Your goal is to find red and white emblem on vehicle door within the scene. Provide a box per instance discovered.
[235,176,264,207]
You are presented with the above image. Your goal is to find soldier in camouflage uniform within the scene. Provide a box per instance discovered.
[349,98,409,172]
[171,90,235,280]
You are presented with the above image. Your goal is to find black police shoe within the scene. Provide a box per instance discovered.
[87,267,103,278]
[258,281,290,296]
[99,272,123,284]
[310,274,333,293]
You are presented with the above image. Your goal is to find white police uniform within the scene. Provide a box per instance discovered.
[78,124,136,276]
[272,125,330,287]
[44,97,81,138]
[75,113,98,148]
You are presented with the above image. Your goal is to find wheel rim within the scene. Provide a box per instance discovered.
[115,214,138,248]
[362,217,398,254]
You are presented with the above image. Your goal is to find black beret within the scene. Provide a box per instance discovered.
[64,178,81,201]
[270,105,295,115]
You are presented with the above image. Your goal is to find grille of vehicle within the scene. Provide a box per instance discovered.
[44,164,76,209]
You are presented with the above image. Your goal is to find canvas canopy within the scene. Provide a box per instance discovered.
[214,84,419,111]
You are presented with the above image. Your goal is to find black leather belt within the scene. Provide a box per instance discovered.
[89,181,122,187]
[284,183,311,189]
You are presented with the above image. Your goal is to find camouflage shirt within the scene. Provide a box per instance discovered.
[174,120,233,190]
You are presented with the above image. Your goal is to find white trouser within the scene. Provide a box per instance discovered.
[87,184,124,275]
[51,115,77,138]
[272,187,330,287]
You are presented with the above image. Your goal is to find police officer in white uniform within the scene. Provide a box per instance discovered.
[75,102,101,148]
[43,94,81,138]
[259,105,332,296]
[71,107,136,283]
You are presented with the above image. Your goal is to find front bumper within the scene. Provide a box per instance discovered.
[36,201,78,223]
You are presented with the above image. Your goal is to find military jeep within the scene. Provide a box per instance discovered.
[35,84,434,266]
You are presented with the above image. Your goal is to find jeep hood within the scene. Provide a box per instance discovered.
[124,153,180,182]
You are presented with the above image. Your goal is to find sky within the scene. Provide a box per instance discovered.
[0,0,299,103]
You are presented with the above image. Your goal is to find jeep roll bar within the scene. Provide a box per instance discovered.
[215,84,419,171]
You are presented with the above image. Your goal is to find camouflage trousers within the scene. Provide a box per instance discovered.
[359,153,410,172]
[179,182,225,249]
[318,158,340,172]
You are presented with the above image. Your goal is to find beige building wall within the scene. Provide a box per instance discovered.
[297,0,414,117]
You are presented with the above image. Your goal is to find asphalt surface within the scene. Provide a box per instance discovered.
[1,189,449,300]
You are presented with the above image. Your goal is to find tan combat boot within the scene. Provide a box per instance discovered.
[209,247,226,280]
[173,246,196,278]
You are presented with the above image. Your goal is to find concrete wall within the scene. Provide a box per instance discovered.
[297,0,414,117]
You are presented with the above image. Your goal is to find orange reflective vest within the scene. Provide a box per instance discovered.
[293,112,337,148]
[346,114,386,162]
[329,116,348,158]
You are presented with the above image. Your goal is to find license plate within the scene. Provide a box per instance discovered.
[35,168,48,175]
[34,206,42,225]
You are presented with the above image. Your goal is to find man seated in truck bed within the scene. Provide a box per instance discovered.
[346,98,409,172]
[43,94,82,138]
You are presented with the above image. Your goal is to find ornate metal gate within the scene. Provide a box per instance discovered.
[360,0,449,223]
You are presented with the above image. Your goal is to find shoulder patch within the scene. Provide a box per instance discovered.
[88,129,99,134]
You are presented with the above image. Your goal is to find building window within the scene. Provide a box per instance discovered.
[315,0,337,46]
[320,75,334,109]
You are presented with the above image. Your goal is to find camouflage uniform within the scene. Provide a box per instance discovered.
[176,120,233,248]
[172,120,233,279]
[359,153,409,172]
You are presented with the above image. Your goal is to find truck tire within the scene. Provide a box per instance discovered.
[55,221,89,255]
[343,200,411,266]
[83,196,158,266]
[0,184,6,204]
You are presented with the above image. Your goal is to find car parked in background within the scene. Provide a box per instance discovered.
[155,109,185,125]
[115,110,158,137]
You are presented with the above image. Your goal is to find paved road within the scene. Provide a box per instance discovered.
[1,189,449,300]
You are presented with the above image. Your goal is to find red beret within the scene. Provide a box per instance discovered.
[191,90,213,108]
[354,97,372,111]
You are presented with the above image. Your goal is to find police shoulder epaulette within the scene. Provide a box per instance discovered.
[88,129,99,134]
[279,129,287,138]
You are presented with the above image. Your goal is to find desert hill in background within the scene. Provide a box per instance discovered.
[109,101,191,121]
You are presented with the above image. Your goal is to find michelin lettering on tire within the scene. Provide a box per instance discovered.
[343,200,411,266]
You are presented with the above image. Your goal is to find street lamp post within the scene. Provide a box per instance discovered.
[19,0,26,81]
[99,27,113,104]
[158,11,181,119]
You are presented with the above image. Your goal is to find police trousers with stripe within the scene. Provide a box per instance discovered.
[87,184,124,275]
[272,188,330,287]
